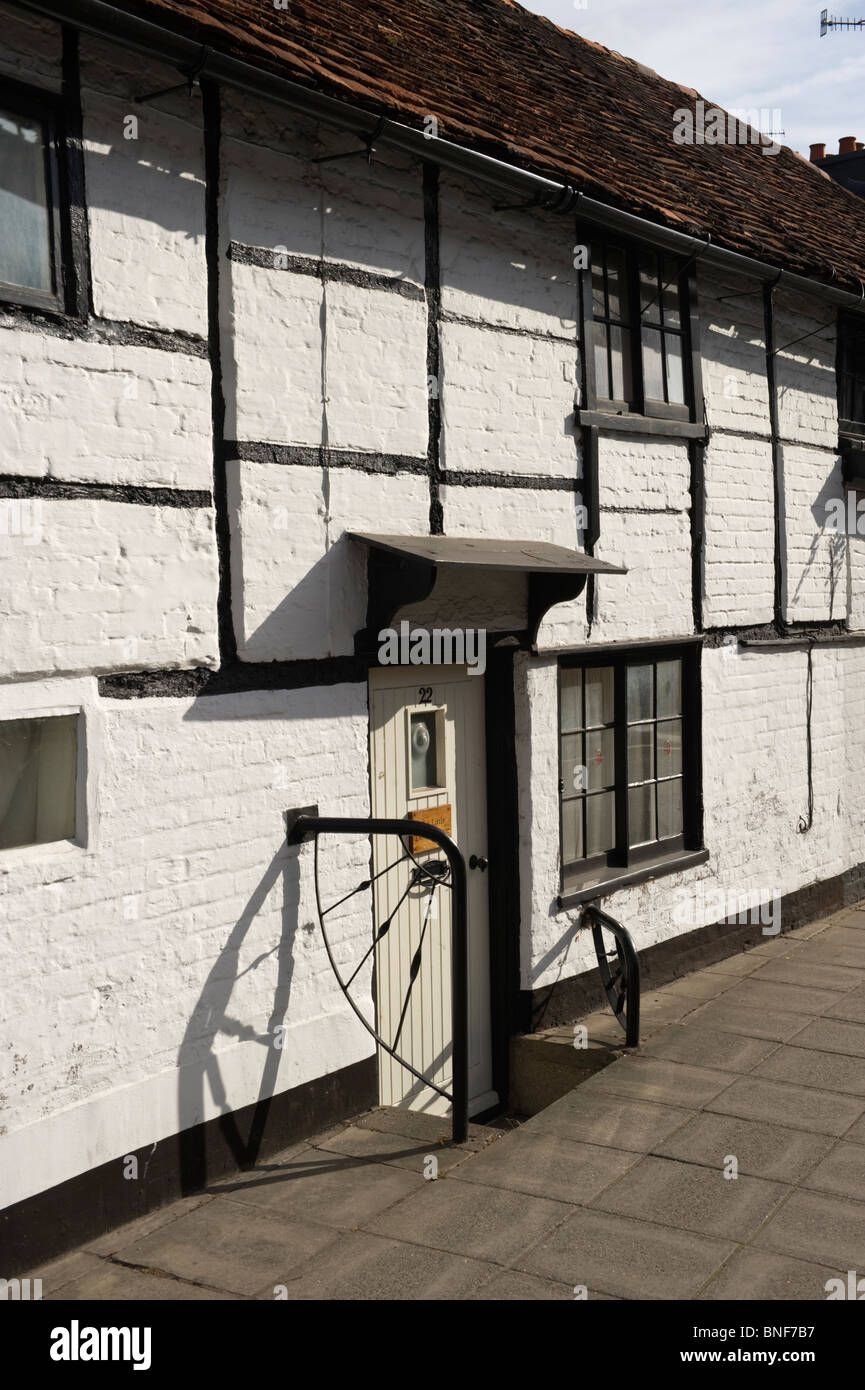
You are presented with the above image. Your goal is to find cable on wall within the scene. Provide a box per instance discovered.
[797,639,815,834]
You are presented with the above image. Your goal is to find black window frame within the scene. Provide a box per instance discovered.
[0,79,66,314]
[582,234,700,425]
[837,313,865,441]
[558,641,703,893]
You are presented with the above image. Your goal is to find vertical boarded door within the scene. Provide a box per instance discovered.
[369,665,495,1116]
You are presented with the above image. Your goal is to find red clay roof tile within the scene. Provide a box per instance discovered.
[112,0,865,292]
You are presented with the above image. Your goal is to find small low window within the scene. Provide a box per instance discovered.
[0,93,63,310]
[0,714,78,850]
[559,646,700,887]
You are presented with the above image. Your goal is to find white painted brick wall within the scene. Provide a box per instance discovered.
[0,500,218,680]
[439,175,579,337]
[586,508,693,643]
[774,290,839,450]
[222,98,427,455]
[699,266,771,434]
[702,433,775,627]
[222,93,425,283]
[228,461,429,661]
[598,434,691,513]
[0,679,374,1208]
[324,282,429,455]
[783,444,847,622]
[0,329,212,489]
[81,48,207,336]
[225,262,322,446]
[848,525,865,630]
[226,267,428,455]
[440,319,579,477]
[442,482,579,545]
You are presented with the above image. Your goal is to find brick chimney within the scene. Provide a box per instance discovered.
[811,135,865,199]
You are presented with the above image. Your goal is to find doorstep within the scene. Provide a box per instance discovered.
[510,942,770,1116]
[509,1026,627,1116]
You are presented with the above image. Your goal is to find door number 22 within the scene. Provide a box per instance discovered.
[418,687,434,703]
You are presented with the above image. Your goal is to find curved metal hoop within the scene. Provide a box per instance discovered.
[582,904,641,1047]
[312,832,454,1102]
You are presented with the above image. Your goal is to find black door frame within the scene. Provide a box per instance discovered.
[483,644,525,1113]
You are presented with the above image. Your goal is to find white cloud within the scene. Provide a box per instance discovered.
[522,0,865,155]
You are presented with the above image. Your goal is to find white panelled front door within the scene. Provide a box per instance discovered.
[369,665,495,1117]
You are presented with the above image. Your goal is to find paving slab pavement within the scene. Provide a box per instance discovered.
[24,901,865,1301]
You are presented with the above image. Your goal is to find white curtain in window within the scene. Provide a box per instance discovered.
[0,716,77,850]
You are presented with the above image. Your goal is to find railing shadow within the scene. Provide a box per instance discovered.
[176,847,299,1195]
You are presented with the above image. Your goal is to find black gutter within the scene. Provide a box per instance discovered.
[15,0,865,314]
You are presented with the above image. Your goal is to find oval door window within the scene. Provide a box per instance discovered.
[410,712,436,790]
[409,708,447,792]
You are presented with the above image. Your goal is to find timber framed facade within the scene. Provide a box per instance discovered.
[3,0,865,1267]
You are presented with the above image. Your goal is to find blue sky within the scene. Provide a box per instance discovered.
[521,0,865,157]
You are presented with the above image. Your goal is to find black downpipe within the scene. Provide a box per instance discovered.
[763,280,785,629]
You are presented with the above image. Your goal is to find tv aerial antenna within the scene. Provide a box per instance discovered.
[820,8,865,32]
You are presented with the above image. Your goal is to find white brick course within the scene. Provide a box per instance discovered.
[783,444,847,622]
[702,432,775,627]
[0,500,218,680]
[440,319,579,477]
[82,91,207,336]
[226,265,428,455]
[0,329,212,488]
[699,266,771,434]
[440,175,579,337]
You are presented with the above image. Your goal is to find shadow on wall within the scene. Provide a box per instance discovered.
[229,527,367,663]
[176,845,301,1194]
[800,464,848,615]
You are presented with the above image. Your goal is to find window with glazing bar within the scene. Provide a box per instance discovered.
[590,240,692,420]
[0,86,64,312]
[559,645,701,885]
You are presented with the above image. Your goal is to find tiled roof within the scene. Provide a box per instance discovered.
[119,0,865,292]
